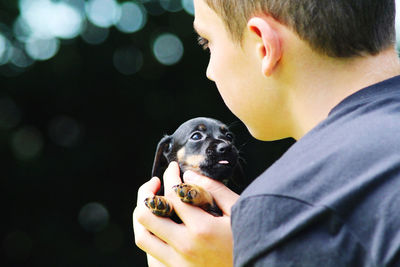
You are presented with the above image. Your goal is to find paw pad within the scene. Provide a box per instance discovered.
[144,196,173,217]
[173,183,199,204]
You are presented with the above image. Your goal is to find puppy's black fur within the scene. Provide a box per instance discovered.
[146,117,244,218]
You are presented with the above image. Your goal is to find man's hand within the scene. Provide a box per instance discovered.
[133,162,239,267]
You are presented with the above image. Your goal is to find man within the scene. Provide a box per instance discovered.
[134,0,400,266]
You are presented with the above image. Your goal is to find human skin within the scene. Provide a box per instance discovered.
[133,162,238,267]
[133,0,400,266]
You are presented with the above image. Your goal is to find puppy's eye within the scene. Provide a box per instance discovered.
[190,132,203,141]
[226,133,234,141]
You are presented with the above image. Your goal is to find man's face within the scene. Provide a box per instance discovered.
[193,0,288,140]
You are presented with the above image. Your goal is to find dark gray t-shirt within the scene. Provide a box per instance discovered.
[232,76,400,267]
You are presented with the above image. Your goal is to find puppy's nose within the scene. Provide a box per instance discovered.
[216,143,230,154]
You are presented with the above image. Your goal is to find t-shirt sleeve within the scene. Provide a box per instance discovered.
[231,195,370,267]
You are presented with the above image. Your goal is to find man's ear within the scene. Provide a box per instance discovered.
[247,17,282,77]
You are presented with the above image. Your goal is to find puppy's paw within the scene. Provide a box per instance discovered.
[144,196,173,217]
[172,183,213,206]
[172,183,198,204]
[172,183,223,217]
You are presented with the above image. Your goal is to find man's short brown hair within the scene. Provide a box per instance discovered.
[204,0,396,58]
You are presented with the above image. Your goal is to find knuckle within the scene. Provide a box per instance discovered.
[133,206,148,225]
[133,214,146,249]
[191,224,212,240]
[179,243,196,256]
[134,231,146,250]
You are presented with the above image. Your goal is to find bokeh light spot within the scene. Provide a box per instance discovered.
[0,97,22,129]
[116,2,147,34]
[25,37,60,61]
[142,0,165,16]
[85,0,120,28]
[160,0,183,12]
[153,33,184,65]
[0,34,8,62]
[11,126,44,161]
[48,115,83,147]
[64,0,86,16]
[19,0,84,39]
[13,17,31,43]
[0,35,12,66]
[10,45,35,69]
[113,46,144,75]
[80,21,109,45]
[78,202,109,233]
[181,0,194,15]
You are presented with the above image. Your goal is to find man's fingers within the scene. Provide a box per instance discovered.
[135,164,191,251]
[168,193,216,227]
[133,212,175,266]
[137,177,161,203]
[163,161,182,195]
[183,170,239,215]
[134,202,188,251]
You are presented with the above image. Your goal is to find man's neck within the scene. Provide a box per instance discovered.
[286,48,400,140]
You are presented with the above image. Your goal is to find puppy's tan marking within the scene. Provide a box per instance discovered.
[185,154,205,169]
[198,124,206,131]
[177,147,185,162]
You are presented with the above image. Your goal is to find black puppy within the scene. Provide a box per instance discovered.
[145,117,244,218]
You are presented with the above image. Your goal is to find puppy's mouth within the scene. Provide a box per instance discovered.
[212,156,237,169]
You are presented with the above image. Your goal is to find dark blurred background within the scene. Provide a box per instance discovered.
[3,0,399,266]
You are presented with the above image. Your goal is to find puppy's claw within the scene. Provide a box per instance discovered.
[172,184,179,193]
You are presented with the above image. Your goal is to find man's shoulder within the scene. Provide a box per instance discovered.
[264,75,400,191]
[239,74,400,234]
[232,76,400,267]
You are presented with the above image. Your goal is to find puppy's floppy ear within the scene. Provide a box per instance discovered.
[151,135,173,179]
